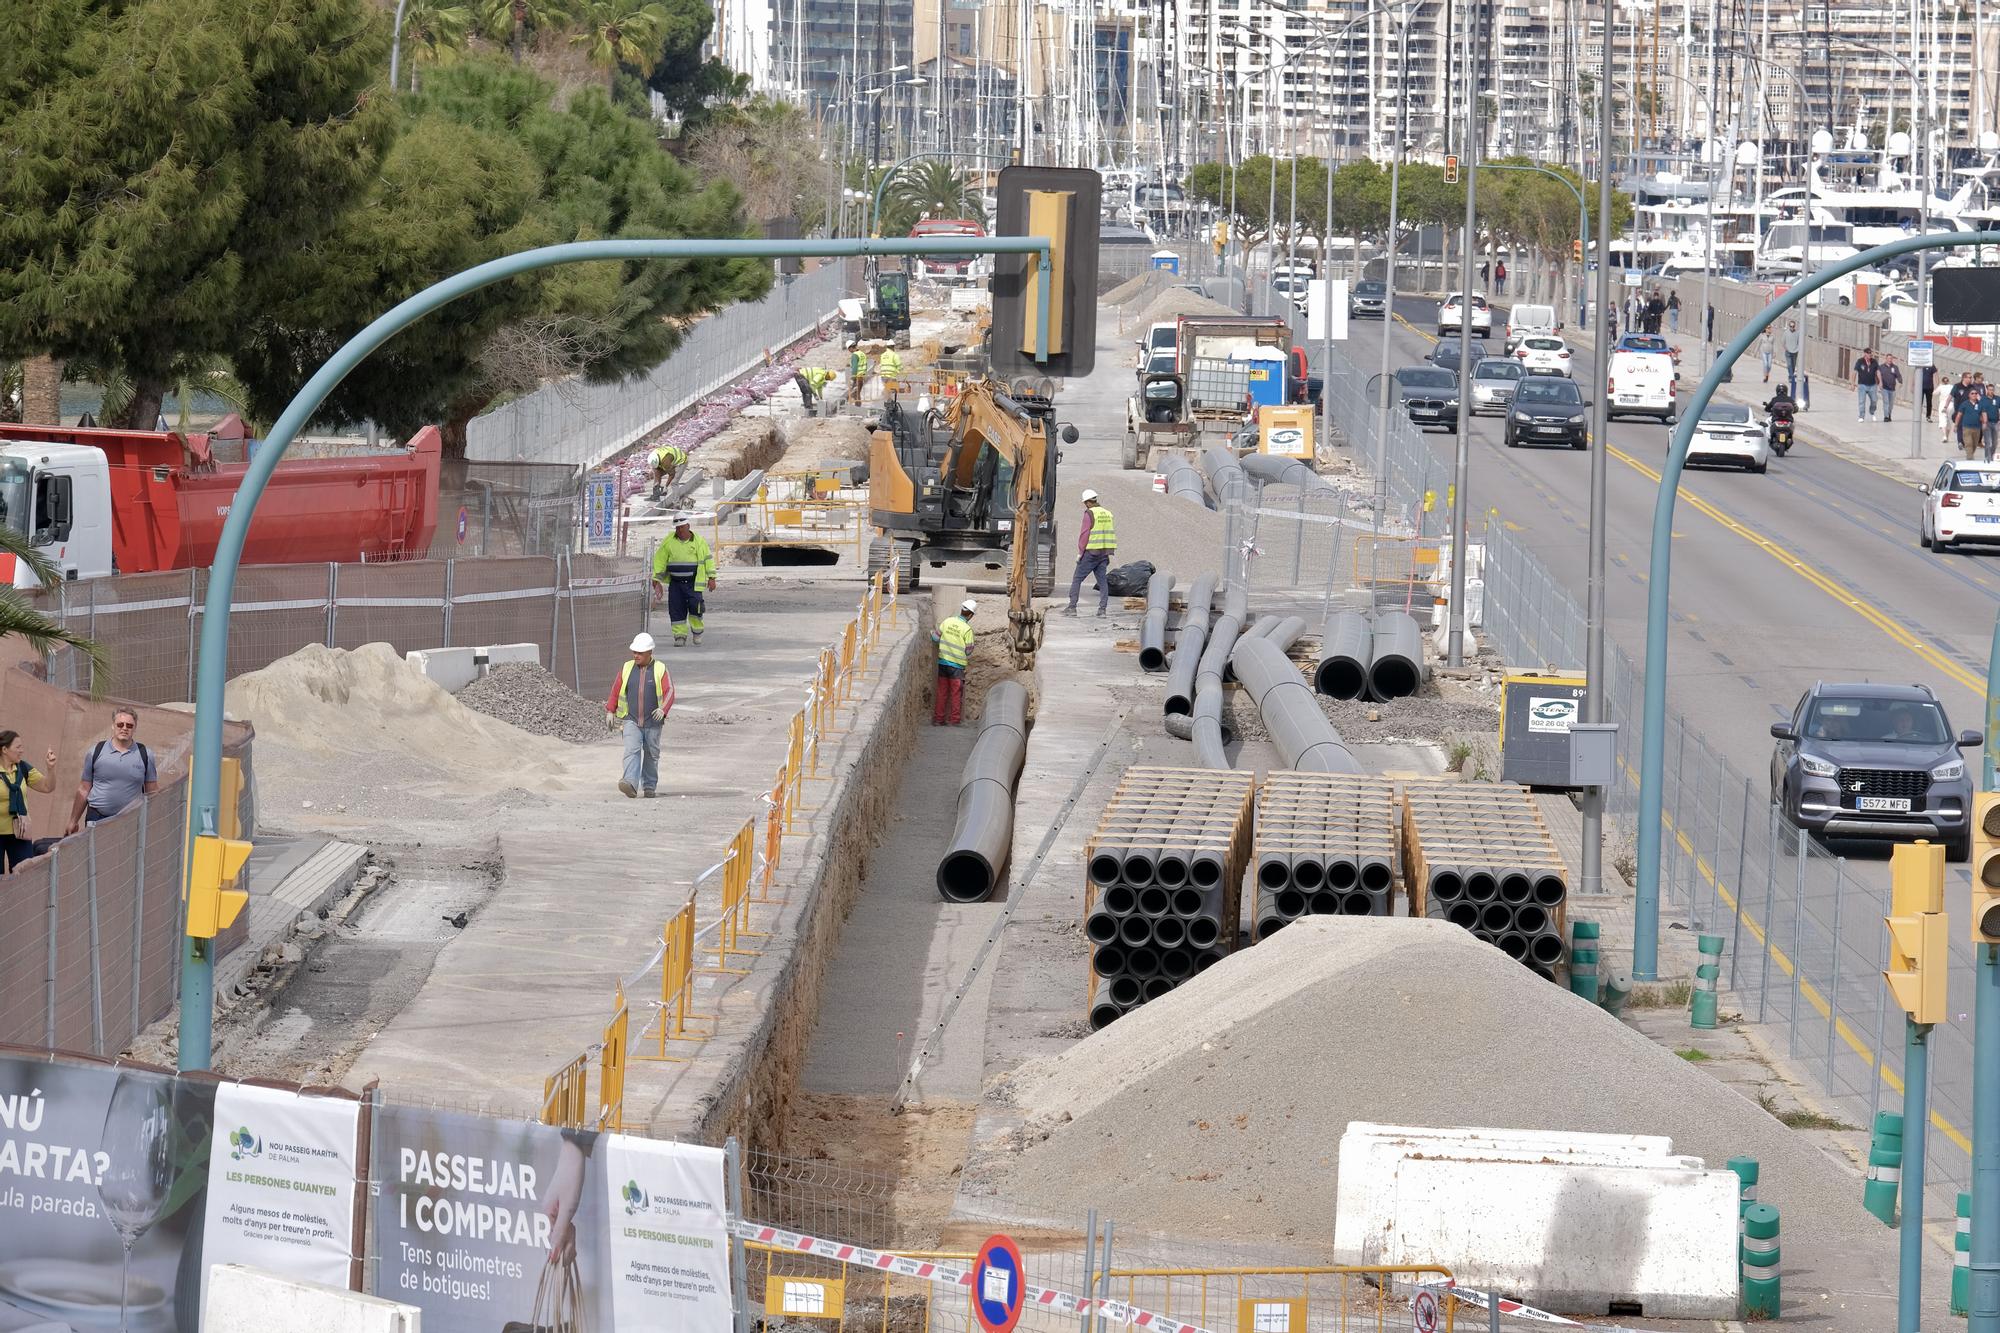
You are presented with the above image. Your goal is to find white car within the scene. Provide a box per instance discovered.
[1921,461,2000,552]
[1438,292,1493,336]
[1685,403,1770,473]
[1514,336,1572,375]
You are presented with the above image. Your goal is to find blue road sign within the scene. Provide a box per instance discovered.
[972,1234,1026,1333]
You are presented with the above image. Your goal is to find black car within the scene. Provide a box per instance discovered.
[1503,375,1589,449]
[1770,681,1981,859]
[1428,336,1487,370]
[1349,280,1388,318]
[1393,366,1459,431]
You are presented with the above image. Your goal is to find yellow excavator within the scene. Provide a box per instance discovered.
[867,377,1077,659]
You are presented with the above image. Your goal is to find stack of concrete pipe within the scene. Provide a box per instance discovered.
[934,681,1029,904]
[1252,773,1400,938]
[1402,780,1569,979]
[1083,767,1255,1030]
[1231,634,1361,774]
[1138,571,1175,672]
[1162,573,1217,717]
[1315,610,1428,702]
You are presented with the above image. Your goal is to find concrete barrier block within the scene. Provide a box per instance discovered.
[207,1265,421,1332]
[479,642,541,670]
[1375,1155,1739,1320]
[1335,1123,1680,1266]
[405,647,478,694]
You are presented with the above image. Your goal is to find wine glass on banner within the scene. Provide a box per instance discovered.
[96,1071,176,1331]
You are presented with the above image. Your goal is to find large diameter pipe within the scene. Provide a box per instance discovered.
[1231,635,1361,774]
[1367,610,1427,701]
[1187,581,1246,767]
[1166,456,1208,508]
[1139,570,1175,672]
[1199,445,1248,507]
[1164,573,1217,716]
[1240,453,1334,492]
[1262,616,1307,654]
[936,681,1030,903]
[1315,610,1373,699]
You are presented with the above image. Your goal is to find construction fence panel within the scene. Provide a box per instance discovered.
[332,559,450,656]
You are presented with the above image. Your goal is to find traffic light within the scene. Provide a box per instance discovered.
[1974,791,2000,943]
[991,166,1101,380]
[1885,840,1948,1024]
[1573,238,1584,262]
[1444,154,1460,185]
[185,833,252,939]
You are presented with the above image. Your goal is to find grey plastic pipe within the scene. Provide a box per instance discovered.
[1240,453,1334,492]
[1314,611,1373,699]
[935,680,1029,903]
[1163,573,1217,716]
[1199,445,1248,507]
[1230,634,1361,773]
[1166,457,1208,508]
[1184,580,1246,767]
[1367,610,1427,701]
[1138,570,1175,672]
[1263,616,1307,654]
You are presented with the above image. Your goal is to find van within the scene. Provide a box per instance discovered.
[1503,303,1558,351]
[1137,321,1178,367]
[1606,350,1676,422]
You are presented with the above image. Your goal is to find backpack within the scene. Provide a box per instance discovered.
[88,740,150,782]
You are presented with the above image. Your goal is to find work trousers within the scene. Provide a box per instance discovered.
[622,718,662,793]
[667,576,705,641]
[934,665,965,725]
[1068,550,1112,612]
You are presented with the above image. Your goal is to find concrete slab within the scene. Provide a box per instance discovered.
[216,836,368,1000]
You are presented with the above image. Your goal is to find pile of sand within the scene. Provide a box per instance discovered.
[1133,287,1239,329]
[1105,270,1169,305]
[225,643,557,787]
[974,916,1893,1266]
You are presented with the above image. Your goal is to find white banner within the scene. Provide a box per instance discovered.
[201,1083,362,1317]
[603,1134,733,1333]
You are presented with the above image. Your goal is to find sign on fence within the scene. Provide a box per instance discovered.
[587,475,620,548]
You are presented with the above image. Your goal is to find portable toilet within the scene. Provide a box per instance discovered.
[1150,249,1181,275]
[1239,348,1288,409]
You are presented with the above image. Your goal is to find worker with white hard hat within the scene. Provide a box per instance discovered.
[1064,488,1116,618]
[652,514,718,646]
[931,599,977,725]
[605,631,674,797]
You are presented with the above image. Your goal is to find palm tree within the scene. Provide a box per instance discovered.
[401,0,475,84]
[889,161,982,228]
[0,532,108,677]
[476,0,573,63]
[569,0,668,91]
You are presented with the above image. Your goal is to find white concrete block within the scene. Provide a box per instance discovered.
[404,647,478,693]
[479,642,540,669]
[1334,1123,1680,1267]
[1375,1155,1740,1320]
[207,1265,420,1332]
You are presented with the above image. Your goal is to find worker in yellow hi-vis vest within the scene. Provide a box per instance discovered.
[931,599,977,725]
[1063,489,1116,618]
[652,515,718,646]
[649,444,688,499]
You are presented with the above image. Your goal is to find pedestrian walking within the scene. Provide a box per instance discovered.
[1705,304,1715,341]
[1920,363,1937,424]
[1955,386,1990,460]
[64,709,159,835]
[1645,294,1666,333]
[1879,354,1902,422]
[1854,350,1880,420]
[1064,488,1116,618]
[1782,319,1803,396]
[604,633,673,799]
[648,444,688,500]
[1759,328,1774,382]
[1494,259,1507,292]
[651,515,717,647]
[1666,291,1681,333]
[932,599,977,726]
[0,732,57,872]
[1948,372,1976,445]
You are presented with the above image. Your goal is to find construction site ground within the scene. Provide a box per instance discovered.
[193,281,1954,1331]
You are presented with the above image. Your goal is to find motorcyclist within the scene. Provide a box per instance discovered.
[1764,385,1797,423]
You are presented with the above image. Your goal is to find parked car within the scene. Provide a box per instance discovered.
[1429,336,1488,370]
[1514,335,1572,376]
[1920,460,2000,552]
[1769,681,1980,859]
[1349,279,1388,318]
[1502,375,1589,449]
[1686,403,1770,472]
[1392,366,1460,431]
[1136,321,1178,367]
[1470,358,1527,415]
[1438,291,1493,336]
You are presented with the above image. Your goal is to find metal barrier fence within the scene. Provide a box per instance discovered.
[34,554,649,705]
[466,263,848,471]
[429,460,586,559]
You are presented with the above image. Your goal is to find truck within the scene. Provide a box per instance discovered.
[1174,316,1296,437]
[0,416,442,587]
[909,219,987,284]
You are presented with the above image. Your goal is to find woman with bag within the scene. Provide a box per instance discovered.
[0,731,58,871]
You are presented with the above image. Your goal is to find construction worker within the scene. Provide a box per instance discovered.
[848,347,868,404]
[649,443,688,499]
[652,515,718,646]
[1064,489,1116,618]
[932,599,976,725]
[799,365,836,415]
[604,632,673,798]
[878,346,904,392]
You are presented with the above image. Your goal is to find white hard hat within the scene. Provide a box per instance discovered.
[630,633,657,653]
[1081,488,1100,502]
[673,513,694,527]
[960,599,977,615]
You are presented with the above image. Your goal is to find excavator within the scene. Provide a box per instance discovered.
[867,377,1078,660]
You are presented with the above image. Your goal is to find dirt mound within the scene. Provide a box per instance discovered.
[1133,287,1239,329]
[781,416,874,474]
[1105,271,1168,305]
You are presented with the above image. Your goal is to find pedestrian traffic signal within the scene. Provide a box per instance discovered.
[1444,155,1460,185]
[184,833,252,939]
[1573,238,1584,262]
[1885,841,1948,1024]
[1973,791,2000,943]
[991,166,1101,381]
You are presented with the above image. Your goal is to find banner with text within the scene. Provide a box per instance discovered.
[603,1135,732,1332]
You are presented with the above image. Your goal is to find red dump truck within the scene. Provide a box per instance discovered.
[0,416,442,586]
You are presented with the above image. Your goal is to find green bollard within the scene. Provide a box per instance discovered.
[1728,1156,1759,1219]
[1692,934,1724,1029]
[1741,1202,1781,1318]
[1864,1110,1904,1226]
[1599,963,1632,1017]
[1957,1191,1972,1317]
[1569,921,1601,1003]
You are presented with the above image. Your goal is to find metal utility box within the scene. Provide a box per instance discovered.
[1567,721,1619,788]
[1258,405,1314,459]
[1500,669,1588,788]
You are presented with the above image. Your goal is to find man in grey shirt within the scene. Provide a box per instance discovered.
[67,708,159,832]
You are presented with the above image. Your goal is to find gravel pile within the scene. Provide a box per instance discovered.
[1133,288,1240,329]
[974,915,1896,1273]
[1104,270,1168,305]
[457,663,607,743]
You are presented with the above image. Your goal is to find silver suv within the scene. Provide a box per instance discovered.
[1768,681,1981,859]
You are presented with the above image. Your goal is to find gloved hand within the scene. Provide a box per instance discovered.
[605,711,618,732]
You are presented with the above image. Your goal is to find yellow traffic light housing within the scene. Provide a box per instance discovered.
[1444,154,1460,185]
[1573,238,1584,262]
[185,834,252,939]
[1973,791,2000,943]
[1885,841,1948,1025]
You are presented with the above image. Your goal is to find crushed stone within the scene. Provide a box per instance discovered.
[1133,288,1241,329]
[456,663,606,744]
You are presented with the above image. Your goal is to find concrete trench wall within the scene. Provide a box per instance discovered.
[665,596,935,1151]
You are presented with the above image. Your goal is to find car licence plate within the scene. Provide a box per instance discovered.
[1857,796,1912,812]
[1617,394,1641,404]
[1978,515,2000,525]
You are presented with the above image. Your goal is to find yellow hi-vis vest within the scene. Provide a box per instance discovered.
[936,616,974,670]
[652,445,687,472]
[1085,505,1116,550]
[654,531,716,582]
[614,659,669,719]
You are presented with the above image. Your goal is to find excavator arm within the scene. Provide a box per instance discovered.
[941,381,1052,658]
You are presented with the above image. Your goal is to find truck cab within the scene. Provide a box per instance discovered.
[0,444,115,586]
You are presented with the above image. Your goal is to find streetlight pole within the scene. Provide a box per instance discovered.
[1372,4,1422,522]
[1581,0,1616,904]
[1446,0,1481,668]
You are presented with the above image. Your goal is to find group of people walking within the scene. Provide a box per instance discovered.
[0,710,160,872]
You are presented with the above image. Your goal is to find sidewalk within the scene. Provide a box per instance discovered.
[1706,364,1945,485]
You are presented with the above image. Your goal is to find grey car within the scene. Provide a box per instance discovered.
[1470,358,1526,415]
[1769,681,1981,859]
[1392,366,1459,431]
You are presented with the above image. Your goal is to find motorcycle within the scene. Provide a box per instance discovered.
[1768,415,1794,456]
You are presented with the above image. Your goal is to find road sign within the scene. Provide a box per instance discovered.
[1623,269,1642,288]
[1412,1288,1439,1333]
[1910,339,1935,368]
[456,506,468,543]
[972,1234,1026,1333]
[586,474,618,547]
